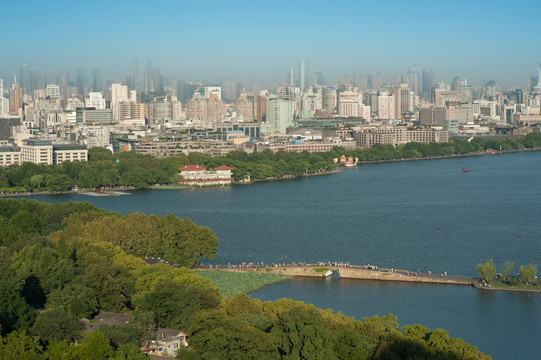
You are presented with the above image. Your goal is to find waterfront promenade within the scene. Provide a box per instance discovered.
[200,263,474,286]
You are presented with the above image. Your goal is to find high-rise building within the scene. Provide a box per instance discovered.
[298,60,307,90]
[144,58,154,93]
[85,92,106,109]
[91,69,102,92]
[451,77,462,93]
[406,63,419,96]
[370,72,384,91]
[132,59,140,93]
[233,93,254,121]
[288,69,295,86]
[46,85,60,98]
[222,80,237,101]
[256,94,267,122]
[264,95,292,134]
[422,69,434,101]
[527,76,538,92]
[9,80,20,115]
[391,84,412,119]
[377,93,395,120]
[338,91,363,118]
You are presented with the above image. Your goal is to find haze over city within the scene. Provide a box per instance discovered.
[3,0,541,88]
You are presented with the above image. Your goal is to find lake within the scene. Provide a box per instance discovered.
[26,151,541,359]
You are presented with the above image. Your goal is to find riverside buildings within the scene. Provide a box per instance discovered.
[2,61,541,165]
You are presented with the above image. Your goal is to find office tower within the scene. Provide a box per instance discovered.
[527,76,538,92]
[391,84,411,120]
[257,94,267,122]
[298,60,306,90]
[377,92,395,120]
[76,69,88,95]
[91,69,102,92]
[337,74,352,87]
[222,80,237,101]
[85,92,106,109]
[288,69,295,86]
[354,74,368,91]
[315,72,324,86]
[132,59,140,93]
[407,63,419,95]
[538,63,541,86]
[338,91,363,117]
[152,68,161,94]
[370,72,384,91]
[9,78,20,115]
[422,69,434,101]
[451,77,462,93]
[265,95,292,134]
[485,80,498,98]
[20,64,31,94]
[46,85,60,98]
[111,83,129,105]
[387,74,401,88]
[144,58,153,93]
[515,89,524,104]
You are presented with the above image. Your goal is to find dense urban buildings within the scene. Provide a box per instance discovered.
[1,59,541,166]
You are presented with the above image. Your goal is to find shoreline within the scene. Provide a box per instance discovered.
[2,148,540,197]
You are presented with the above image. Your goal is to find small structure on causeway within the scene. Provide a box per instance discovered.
[178,164,233,186]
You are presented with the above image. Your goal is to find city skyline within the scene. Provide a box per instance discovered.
[2,0,541,88]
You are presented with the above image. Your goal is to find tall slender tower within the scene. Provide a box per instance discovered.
[144,58,153,93]
[132,59,140,93]
[299,60,306,91]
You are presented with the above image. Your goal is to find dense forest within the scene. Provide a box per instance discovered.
[0,199,492,359]
[1,132,541,192]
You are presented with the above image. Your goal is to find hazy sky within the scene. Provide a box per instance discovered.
[2,0,541,88]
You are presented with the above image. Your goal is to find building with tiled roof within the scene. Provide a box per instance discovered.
[178,164,233,186]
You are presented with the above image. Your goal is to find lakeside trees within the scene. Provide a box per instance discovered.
[0,198,493,359]
[476,259,539,287]
[2,132,541,193]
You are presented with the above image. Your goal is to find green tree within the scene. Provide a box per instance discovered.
[29,174,44,190]
[188,310,278,360]
[271,305,337,360]
[519,264,537,284]
[476,259,496,283]
[0,331,43,360]
[30,307,83,343]
[502,260,514,281]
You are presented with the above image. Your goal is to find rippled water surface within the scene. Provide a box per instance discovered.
[28,151,541,359]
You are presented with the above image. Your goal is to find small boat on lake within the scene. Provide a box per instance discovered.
[461,168,470,173]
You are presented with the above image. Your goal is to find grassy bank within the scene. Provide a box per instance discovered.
[197,269,292,297]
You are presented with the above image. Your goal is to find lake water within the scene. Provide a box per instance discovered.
[26,151,541,359]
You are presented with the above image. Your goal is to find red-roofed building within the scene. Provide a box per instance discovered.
[178,164,233,186]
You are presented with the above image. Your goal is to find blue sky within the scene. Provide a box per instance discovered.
[2,0,541,88]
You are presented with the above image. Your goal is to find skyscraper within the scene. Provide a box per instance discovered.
[132,59,140,93]
[222,80,237,101]
[422,69,434,101]
[144,58,153,93]
[298,60,307,90]
[91,69,102,92]
[265,95,292,134]
[76,69,87,95]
